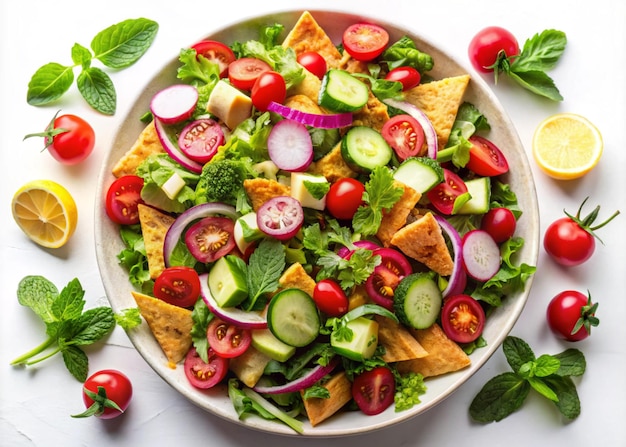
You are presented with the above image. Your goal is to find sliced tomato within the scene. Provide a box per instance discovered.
[352,366,395,415]
[440,294,486,344]
[297,51,327,79]
[228,57,272,90]
[466,135,509,176]
[184,216,236,263]
[105,175,145,225]
[153,266,201,308]
[381,114,425,161]
[384,66,421,90]
[178,118,224,164]
[365,247,413,310]
[206,318,252,358]
[184,347,229,389]
[426,168,469,215]
[342,23,389,61]
[191,40,235,78]
[251,71,286,112]
[256,196,303,240]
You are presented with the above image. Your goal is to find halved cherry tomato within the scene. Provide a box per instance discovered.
[184,216,236,263]
[365,247,412,310]
[184,347,229,389]
[481,207,516,243]
[206,318,252,358]
[297,51,327,80]
[105,175,145,225]
[441,294,486,344]
[178,118,224,164]
[352,366,395,415]
[342,23,389,61]
[78,369,133,419]
[228,57,272,90]
[256,196,304,240]
[381,114,425,161]
[466,135,509,176]
[154,266,201,308]
[326,178,365,220]
[384,66,421,90]
[191,40,235,78]
[251,71,286,112]
[426,169,468,215]
[313,279,349,317]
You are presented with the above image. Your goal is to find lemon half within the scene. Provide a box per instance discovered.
[11,179,78,248]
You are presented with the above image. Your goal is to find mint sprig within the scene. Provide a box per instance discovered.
[26,18,158,115]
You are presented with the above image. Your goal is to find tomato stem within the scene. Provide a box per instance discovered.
[565,196,621,244]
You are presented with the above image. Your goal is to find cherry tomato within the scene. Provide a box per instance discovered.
[546,290,599,341]
[297,51,327,80]
[381,114,425,161]
[466,135,509,176]
[228,57,272,90]
[364,248,413,310]
[468,26,519,73]
[481,207,516,243]
[191,40,235,77]
[256,196,304,240]
[206,318,252,358]
[251,71,286,112]
[154,266,201,308]
[28,113,96,165]
[77,369,132,419]
[352,366,395,415]
[184,347,229,389]
[105,175,145,225]
[326,178,365,220]
[441,294,486,344]
[342,23,389,62]
[384,66,421,90]
[178,118,224,164]
[313,279,349,317]
[184,216,236,263]
[426,168,468,215]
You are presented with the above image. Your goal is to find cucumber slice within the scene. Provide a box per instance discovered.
[208,256,248,308]
[267,288,320,347]
[341,126,392,172]
[393,157,444,194]
[330,316,379,361]
[251,328,296,362]
[393,273,442,329]
[318,69,369,112]
[457,177,491,214]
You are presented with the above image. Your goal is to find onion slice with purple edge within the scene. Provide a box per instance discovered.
[337,239,380,259]
[199,273,267,329]
[253,357,340,394]
[153,117,204,174]
[163,202,240,267]
[267,101,352,129]
[432,214,467,297]
[383,98,438,159]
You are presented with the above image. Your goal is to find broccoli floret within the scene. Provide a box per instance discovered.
[393,370,427,412]
[195,158,256,207]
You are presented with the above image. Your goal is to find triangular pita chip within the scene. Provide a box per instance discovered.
[138,204,175,279]
[301,371,352,426]
[112,120,164,178]
[377,181,421,246]
[282,11,342,66]
[376,315,428,363]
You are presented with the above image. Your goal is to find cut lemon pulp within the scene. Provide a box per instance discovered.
[532,113,603,180]
[11,180,78,248]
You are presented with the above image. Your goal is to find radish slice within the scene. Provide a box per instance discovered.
[383,98,438,158]
[337,240,380,259]
[433,214,467,297]
[199,273,267,329]
[150,84,199,124]
[153,117,204,173]
[267,101,352,129]
[462,229,501,282]
[253,357,339,394]
[267,120,313,172]
[163,202,240,267]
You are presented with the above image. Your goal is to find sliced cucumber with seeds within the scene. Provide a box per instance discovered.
[318,69,369,112]
[267,288,320,347]
[393,273,442,329]
[393,156,444,194]
[341,126,392,173]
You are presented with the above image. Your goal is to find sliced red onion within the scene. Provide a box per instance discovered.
[163,202,239,267]
[267,101,352,129]
[153,117,204,173]
[383,98,438,159]
[253,357,339,394]
[150,84,198,124]
[432,214,467,297]
[267,120,313,172]
[199,273,267,330]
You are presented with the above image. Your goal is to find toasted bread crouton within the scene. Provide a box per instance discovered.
[348,285,370,310]
[229,346,271,388]
[112,120,164,177]
[390,212,454,276]
[333,50,369,74]
[377,181,421,246]
[301,371,352,426]
[132,292,193,367]
[396,323,471,377]
[284,94,324,115]
[286,70,322,103]
[243,178,291,212]
[278,262,316,297]
[308,143,358,183]
[351,93,390,132]
[404,75,471,148]
[138,204,175,279]
[282,11,343,67]
[376,315,429,363]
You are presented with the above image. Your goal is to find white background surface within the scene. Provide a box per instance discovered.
[1,0,625,445]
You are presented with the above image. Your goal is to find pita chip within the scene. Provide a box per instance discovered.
[138,204,175,279]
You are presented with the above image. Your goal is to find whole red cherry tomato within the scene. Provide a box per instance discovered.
[251,71,286,112]
[481,207,516,243]
[546,290,599,341]
[313,279,349,317]
[384,66,421,90]
[297,51,327,79]
[72,369,133,419]
[326,178,365,220]
[468,26,519,73]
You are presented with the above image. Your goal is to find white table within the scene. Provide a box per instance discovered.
[2,0,625,445]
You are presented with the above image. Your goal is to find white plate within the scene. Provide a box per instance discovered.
[95,9,539,437]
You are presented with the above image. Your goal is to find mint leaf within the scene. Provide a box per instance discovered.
[553,349,586,377]
[61,345,89,382]
[17,276,58,323]
[534,354,561,377]
[71,43,92,68]
[244,238,285,311]
[70,307,116,345]
[469,372,530,422]
[508,70,563,101]
[543,375,581,419]
[511,29,567,72]
[77,67,116,115]
[91,18,159,68]
[26,62,74,106]
[51,278,86,322]
[528,377,559,402]
[503,336,535,371]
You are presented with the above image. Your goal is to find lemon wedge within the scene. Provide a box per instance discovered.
[532,113,603,180]
[11,179,78,248]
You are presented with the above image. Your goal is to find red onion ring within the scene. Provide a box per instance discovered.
[267,101,352,129]
[383,98,438,159]
[432,214,467,297]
